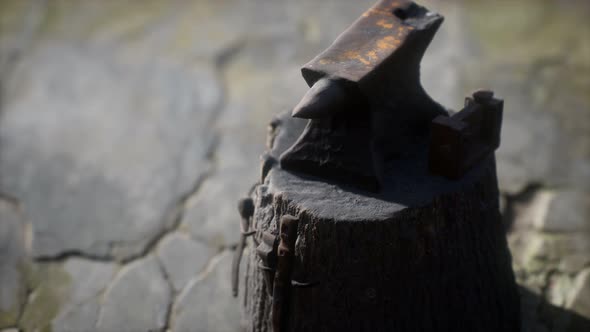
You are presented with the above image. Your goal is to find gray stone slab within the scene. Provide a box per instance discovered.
[507,189,590,273]
[182,168,259,248]
[496,111,560,194]
[156,232,213,292]
[172,251,239,332]
[566,268,590,318]
[0,44,221,260]
[547,273,575,309]
[51,258,116,331]
[459,0,590,193]
[537,190,590,233]
[52,300,100,332]
[18,263,71,331]
[519,232,590,275]
[62,258,116,307]
[511,188,555,231]
[0,198,29,328]
[97,256,171,331]
[0,0,44,76]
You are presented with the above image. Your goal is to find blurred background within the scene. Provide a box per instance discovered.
[0,0,588,331]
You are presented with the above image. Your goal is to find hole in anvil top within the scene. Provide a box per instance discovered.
[393,8,408,20]
[393,3,425,20]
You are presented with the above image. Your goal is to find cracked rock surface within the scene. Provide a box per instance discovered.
[0,198,29,329]
[1,44,221,260]
[52,259,117,332]
[0,0,589,331]
[172,251,239,332]
[97,256,171,331]
[156,232,213,293]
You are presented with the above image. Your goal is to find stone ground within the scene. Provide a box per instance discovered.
[0,0,588,331]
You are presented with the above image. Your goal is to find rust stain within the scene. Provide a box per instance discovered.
[397,25,413,38]
[342,50,371,65]
[309,1,423,73]
[358,57,370,65]
[376,19,394,29]
[363,8,393,17]
[366,50,379,60]
[376,36,399,50]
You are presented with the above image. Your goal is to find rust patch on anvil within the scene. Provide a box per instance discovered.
[301,0,440,87]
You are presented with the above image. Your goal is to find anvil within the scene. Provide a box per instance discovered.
[280,0,448,191]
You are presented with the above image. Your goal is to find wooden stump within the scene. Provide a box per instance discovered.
[242,112,520,332]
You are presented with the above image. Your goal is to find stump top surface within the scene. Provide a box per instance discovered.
[266,112,495,221]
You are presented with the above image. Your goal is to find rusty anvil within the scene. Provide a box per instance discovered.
[279,0,503,191]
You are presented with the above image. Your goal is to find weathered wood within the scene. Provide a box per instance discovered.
[242,112,520,332]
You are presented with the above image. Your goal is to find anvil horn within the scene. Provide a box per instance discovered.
[291,78,351,119]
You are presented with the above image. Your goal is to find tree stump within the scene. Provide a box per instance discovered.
[241,112,520,332]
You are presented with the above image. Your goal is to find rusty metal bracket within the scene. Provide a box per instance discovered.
[254,217,318,332]
[256,230,280,296]
[429,89,503,179]
[271,215,299,332]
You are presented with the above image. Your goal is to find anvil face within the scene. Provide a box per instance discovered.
[293,0,444,120]
[301,0,443,87]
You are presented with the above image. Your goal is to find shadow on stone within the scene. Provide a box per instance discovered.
[502,182,545,233]
[520,286,590,332]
